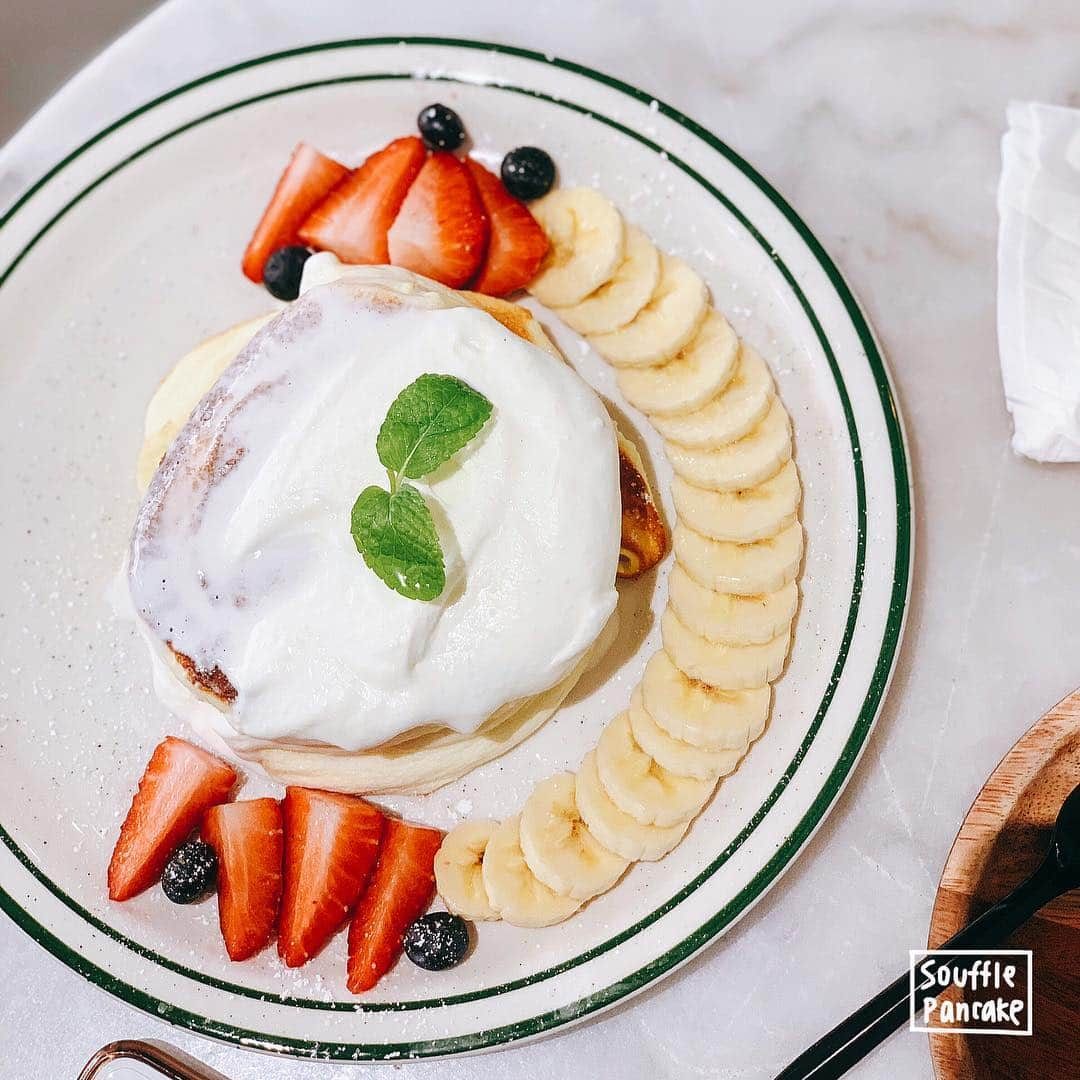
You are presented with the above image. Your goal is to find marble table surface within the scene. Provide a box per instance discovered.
[3,2,1079,1077]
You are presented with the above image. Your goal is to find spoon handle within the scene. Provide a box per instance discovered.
[775,858,1062,1080]
[945,855,1061,948]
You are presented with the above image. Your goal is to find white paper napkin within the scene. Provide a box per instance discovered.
[997,101,1080,462]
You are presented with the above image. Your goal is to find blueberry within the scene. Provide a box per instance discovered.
[500,147,556,201]
[161,839,217,904]
[262,245,312,300]
[403,911,470,971]
[417,103,466,152]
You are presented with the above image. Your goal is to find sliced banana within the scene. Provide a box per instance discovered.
[673,520,803,596]
[662,608,790,689]
[575,750,688,861]
[666,397,791,491]
[671,460,801,543]
[557,226,660,335]
[595,711,717,827]
[422,205,810,928]
[590,255,709,368]
[617,310,738,417]
[481,815,582,928]
[518,773,629,900]
[668,564,798,645]
[528,188,625,308]
[651,345,775,448]
[628,687,743,780]
[435,820,500,921]
[642,650,770,750]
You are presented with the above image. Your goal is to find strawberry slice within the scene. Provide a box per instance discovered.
[346,818,444,992]
[203,798,283,961]
[278,787,384,967]
[107,737,236,901]
[464,158,549,296]
[241,142,349,282]
[386,152,488,287]
[298,136,425,264]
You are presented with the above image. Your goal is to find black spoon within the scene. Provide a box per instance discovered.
[776,780,1080,1080]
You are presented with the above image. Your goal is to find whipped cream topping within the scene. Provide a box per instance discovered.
[128,270,621,752]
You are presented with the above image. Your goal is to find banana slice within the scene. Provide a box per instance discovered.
[662,608,790,689]
[642,650,770,750]
[666,397,791,491]
[590,255,709,368]
[575,750,688,861]
[617,310,738,417]
[519,773,629,900]
[435,820,500,921]
[628,687,743,780]
[651,345,775,448]
[668,564,798,645]
[482,815,583,927]
[673,520,803,596]
[595,711,717,826]
[557,227,660,335]
[528,188,625,308]
[672,460,801,542]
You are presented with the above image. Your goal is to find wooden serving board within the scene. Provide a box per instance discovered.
[928,688,1080,1080]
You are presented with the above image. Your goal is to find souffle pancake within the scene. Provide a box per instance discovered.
[128,263,644,794]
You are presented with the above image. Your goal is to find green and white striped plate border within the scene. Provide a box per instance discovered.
[0,38,912,1061]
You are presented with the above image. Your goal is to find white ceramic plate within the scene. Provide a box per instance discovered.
[0,38,911,1062]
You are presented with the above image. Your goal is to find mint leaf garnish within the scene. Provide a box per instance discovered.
[350,484,446,601]
[350,374,493,601]
[377,373,493,480]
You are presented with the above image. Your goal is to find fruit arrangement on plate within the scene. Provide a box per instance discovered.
[111,99,803,992]
[242,102,552,298]
[109,736,466,984]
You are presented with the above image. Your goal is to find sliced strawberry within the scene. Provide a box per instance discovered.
[107,737,236,901]
[346,818,443,993]
[386,152,488,287]
[241,143,349,282]
[277,787,384,967]
[298,136,425,264]
[464,158,549,296]
[203,798,283,961]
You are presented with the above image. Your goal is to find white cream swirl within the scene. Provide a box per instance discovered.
[128,269,621,753]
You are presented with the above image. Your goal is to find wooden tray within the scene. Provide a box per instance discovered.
[928,688,1080,1080]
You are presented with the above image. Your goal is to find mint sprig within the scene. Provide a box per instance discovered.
[377,372,494,481]
[350,484,446,601]
[350,374,493,601]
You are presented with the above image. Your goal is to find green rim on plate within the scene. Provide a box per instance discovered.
[0,36,912,1060]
